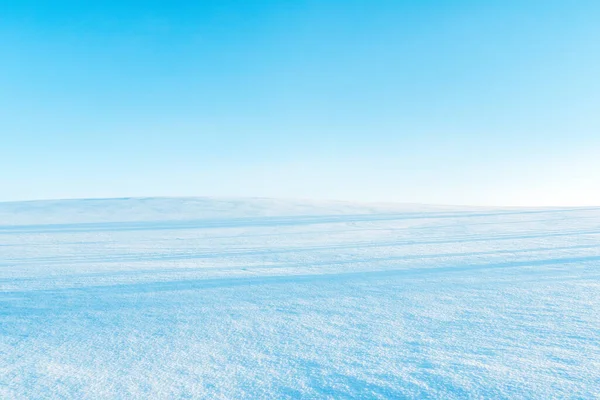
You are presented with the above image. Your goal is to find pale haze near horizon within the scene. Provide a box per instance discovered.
[1,1,599,206]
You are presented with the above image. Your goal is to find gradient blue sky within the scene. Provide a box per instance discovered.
[1,0,599,205]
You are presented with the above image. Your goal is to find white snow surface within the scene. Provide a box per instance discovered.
[1,197,599,399]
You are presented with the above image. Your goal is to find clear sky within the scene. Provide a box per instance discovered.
[1,0,599,206]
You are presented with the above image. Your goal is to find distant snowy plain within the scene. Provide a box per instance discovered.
[1,197,599,399]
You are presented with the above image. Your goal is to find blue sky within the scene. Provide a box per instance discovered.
[1,0,599,205]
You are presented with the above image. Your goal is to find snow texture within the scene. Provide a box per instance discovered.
[1,197,599,399]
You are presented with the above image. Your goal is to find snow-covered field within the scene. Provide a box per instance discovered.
[1,197,599,399]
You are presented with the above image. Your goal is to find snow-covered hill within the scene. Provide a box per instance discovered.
[0,196,486,225]
[1,198,599,398]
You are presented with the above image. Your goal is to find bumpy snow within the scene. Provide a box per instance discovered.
[1,198,599,399]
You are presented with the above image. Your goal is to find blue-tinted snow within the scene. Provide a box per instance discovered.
[1,198,599,399]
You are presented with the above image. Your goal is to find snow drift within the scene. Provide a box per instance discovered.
[1,197,599,398]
